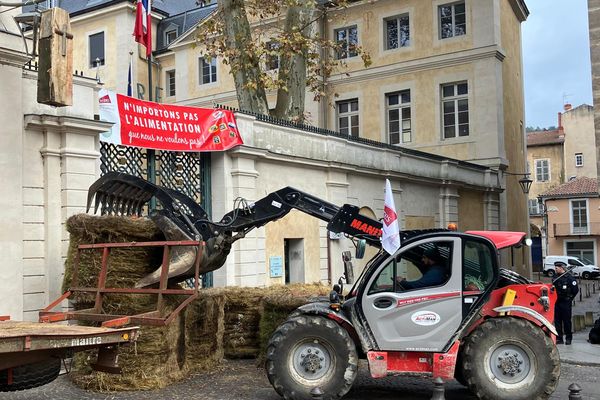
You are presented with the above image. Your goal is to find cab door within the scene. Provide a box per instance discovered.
[358,237,462,352]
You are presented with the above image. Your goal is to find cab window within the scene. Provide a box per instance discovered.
[463,239,495,291]
[568,259,583,267]
[368,241,453,294]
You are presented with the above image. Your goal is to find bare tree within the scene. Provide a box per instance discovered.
[196,0,371,122]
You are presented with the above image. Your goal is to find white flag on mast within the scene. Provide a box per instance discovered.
[381,179,400,255]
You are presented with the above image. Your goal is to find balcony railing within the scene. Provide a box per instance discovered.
[552,223,600,237]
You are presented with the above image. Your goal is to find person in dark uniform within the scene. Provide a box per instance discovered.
[552,261,579,345]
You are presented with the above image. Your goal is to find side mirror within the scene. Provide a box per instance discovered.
[355,239,366,259]
[342,251,355,285]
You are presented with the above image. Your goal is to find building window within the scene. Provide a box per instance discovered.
[44,0,55,8]
[165,29,177,45]
[335,26,358,59]
[571,200,588,234]
[337,99,359,137]
[200,57,217,84]
[385,14,410,50]
[441,82,468,139]
[535,159,550,182]
[566,241,595,265]
[266,41,280,70]
[575,153,584,167]
[528,199,541,215]
[89,32,105,67]
[386,90,411,144]
[166,70,176,97]
[439,2,466,39]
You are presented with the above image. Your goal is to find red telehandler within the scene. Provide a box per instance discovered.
[35,172,560,400]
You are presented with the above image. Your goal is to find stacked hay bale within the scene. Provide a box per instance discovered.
[65,214,332,391]
[65,214,197,390]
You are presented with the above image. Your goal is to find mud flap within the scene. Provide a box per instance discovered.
[367,352,388,378]
[432,340,460,379]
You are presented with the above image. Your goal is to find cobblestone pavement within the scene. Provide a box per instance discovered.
[3,278,599,400]
[1,359,599,400]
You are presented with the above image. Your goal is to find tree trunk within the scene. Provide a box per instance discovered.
[219,0,269,114]
[273,2,316,122]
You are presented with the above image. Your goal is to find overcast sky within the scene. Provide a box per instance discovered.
[522,0,593,128]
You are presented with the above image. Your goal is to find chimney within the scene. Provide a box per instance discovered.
[564,103,572,111]
[558,112,562,129]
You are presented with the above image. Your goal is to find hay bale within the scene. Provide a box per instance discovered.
[64,214,334,390]
[63,214,164,305]
[257,284,331,364]
[70,295,191,391]
[185,289,225,369]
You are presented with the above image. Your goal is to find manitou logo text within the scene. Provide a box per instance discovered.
[350,219,382,237]
[71,337,102,347]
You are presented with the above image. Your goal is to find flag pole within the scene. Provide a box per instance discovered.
[147,52,156,210]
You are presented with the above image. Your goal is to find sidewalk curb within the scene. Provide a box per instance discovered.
[560,358,600,367]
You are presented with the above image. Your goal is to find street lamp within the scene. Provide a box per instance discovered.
[518,174,533,194]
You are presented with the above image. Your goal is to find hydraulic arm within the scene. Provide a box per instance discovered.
[86,172,382,286]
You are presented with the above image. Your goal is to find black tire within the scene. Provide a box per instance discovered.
[266,315,358,400]
[582,272,591,280]
[546,270,555,278]
[462,318,559,400]
[0,358,61,392]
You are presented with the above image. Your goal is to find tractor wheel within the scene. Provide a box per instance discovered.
[462,318,559,400]
[266,315,358,400]
[0,358,61,392]
[582,272,591,280]
[546,270,556,278]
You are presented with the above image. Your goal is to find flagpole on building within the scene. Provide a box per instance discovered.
[147,52,156,209]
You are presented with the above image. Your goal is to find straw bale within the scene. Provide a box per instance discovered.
[64,215,332,392]
[63,214,164,305]
[70,295,190,392]
[184,289,225,369]
[257,284,331,364]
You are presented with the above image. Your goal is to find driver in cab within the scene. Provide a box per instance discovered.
[397,247,446,290]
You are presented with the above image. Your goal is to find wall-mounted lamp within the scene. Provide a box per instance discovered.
[499,171,532,194]
[518,174,533,194]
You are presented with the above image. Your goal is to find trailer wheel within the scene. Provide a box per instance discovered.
[462,318,559,400]
[266,315,358,400]
[0,358,61,392]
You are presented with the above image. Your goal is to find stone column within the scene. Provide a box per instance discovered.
[439,186,459,228]
[24,115,111,315]
[229,153,260,287]
[0,43,29,319]
[483,191,500,230]
[325,171,349,283]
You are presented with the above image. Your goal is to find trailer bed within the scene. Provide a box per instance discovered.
[0,321,138,370]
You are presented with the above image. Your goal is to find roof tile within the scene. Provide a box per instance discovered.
[526,129,564,146]
[541,177,599,197]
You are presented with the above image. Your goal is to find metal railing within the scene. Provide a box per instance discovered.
[552,222,600,237]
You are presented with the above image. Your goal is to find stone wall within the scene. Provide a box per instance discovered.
[210,113,505,287]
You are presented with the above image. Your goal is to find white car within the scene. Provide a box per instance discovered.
[543,255,600,279]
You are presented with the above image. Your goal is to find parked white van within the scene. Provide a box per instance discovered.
[543,255,600,279]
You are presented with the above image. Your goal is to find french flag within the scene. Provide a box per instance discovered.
[133,0,152,56]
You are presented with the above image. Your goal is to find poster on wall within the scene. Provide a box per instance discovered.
[269,256,283,278]
[98,89,243,152]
